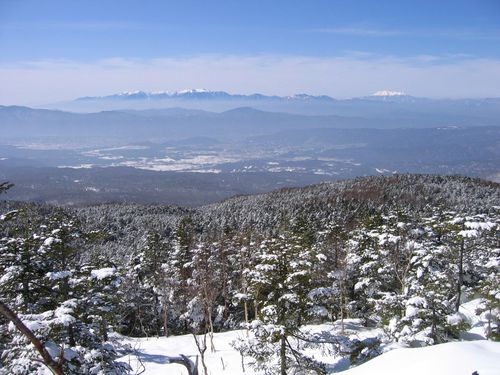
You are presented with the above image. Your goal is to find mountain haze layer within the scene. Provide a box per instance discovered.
[44,90,500,120]
[1,90,499,206]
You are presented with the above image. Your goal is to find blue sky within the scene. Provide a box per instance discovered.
[1,0,500,104]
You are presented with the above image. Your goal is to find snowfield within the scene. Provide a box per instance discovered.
[116,300,499,375]
[342,340,500,375]
[118,330,259,375]
[117,326,500,375]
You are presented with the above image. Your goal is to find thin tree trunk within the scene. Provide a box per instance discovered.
[68,324,76,346]
[208,308,216,352]
[22,246,31,306]
[341,279,345,332]
[163,303,169,337]
[240,351,246,372]
[154,292,161,337]
[192,333,208,375]
[431,304,437,341]
[243,300,249,336]
[0,301,65,375]
[203,287,216,352]
[280,333,287,375]
[456,238,465,312]
[487,306,492,339]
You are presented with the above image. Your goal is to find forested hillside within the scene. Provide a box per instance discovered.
[1,174,498,374]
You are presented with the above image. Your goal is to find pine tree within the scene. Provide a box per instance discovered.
[238,228,327,374]
[0,205,129,374]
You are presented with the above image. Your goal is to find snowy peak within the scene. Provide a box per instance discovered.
[75,90,336,102]
[76,89,423,103]
[117,90,147,96]
[363,90,417,103]
[176,88,210,94]
[371,90,407,97]
[78,89,219,101]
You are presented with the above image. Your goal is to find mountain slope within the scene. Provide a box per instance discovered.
[197,174,500,232]
[2,104,498,144]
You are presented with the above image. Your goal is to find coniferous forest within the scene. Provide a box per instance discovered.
[0,174,498,374]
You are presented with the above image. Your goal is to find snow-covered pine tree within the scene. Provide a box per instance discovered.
[0,208,129,374]
[236,225,327,375]
[120,230,169,337]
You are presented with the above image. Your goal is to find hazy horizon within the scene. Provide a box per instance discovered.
[1,0,500,105]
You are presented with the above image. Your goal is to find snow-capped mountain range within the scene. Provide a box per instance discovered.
[76,89,420,102]
[48,89,500,116]
[76,89,336,102]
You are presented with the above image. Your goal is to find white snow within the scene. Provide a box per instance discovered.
[177,88,210,94]
[113,154,235,172]
[90,267,116,280]
[118,90,145,96]
[458,229,479,238]
[0,210,19,221]
[371,90,406,97]
[117,321,380,374]
[46,271,72,280]
[407,296,427,307]
[375,168,394,174]
[459,298,496,340]
[57,164,94,169]
[416,267,424,279]
[42,237,60,247]
[118,330,259,375]
[465,221,496,230]
[342,341,500,375]
[405,305,420,318]
[116,327,500,375]
[99,155,124,160]
[53,301,77,326]
[446,312,466,326]
[448,217,465,224]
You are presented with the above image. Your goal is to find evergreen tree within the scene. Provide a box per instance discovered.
[238,229,327,374]
[0,206,129,374]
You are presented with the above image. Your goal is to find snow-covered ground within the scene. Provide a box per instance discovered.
[118,330,258,375]
[342,340,500,375]
[117,319,384,374]
[116,317,500,375]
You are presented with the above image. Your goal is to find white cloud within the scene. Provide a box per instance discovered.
[309,27,500,41]
[1,54,500,105]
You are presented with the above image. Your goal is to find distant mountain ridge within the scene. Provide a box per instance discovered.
[59,89,500,117]
[1,103,499,144]
[75,89,500,103]
[76,89,335,102]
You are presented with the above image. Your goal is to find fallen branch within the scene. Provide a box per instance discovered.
[168,354,199,375]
